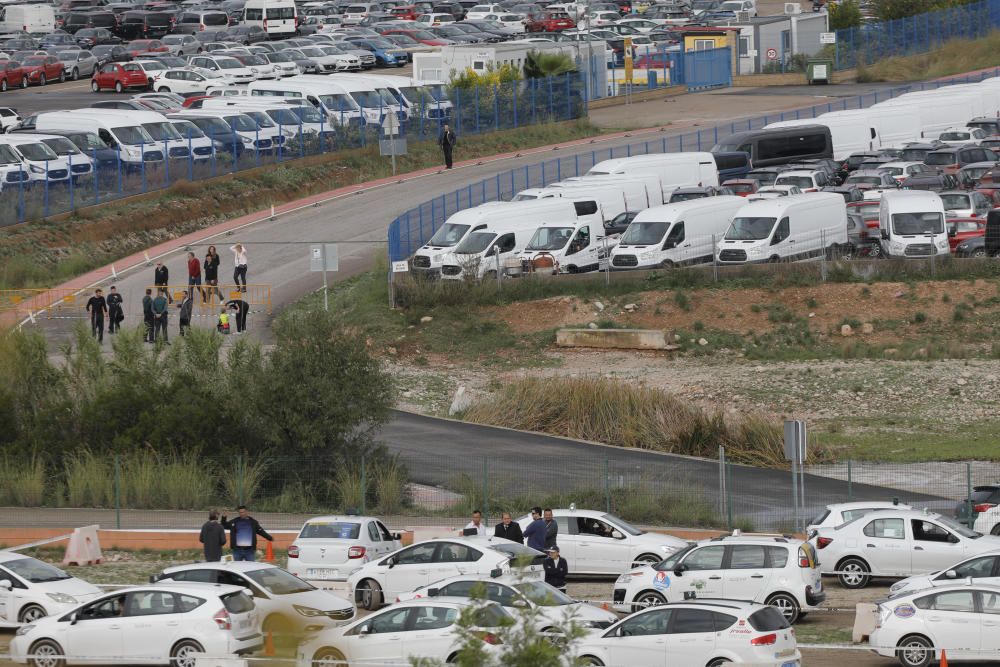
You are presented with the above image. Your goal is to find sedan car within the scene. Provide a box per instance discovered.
[161,34,203,56]
[91,45,131,68]
[396,574,618,630]
[57,49,97,80]
[812,509,1000,589]
[889,551,1000,598]
[296,598,508,667]
[515,509,686,575]
[955,233,987,257]
[154,562,355,635]
[0,552,101,626]
[9,584,261,667]
[287,516,402,584]
[347,536,545,610]
[575,600,801,667]
[806,501,912,535]
[21,55,64,85]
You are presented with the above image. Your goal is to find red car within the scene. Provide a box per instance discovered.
[389,4,419,19]
[722,179,758,197]
[91,62,148,92]
[0,60,26,91]
[975,185,1000,206]
[847,200,880,231]
[525,10,575,31]
[948,218,986,252]
[126,39,168,56]
[22,55,65,86]
[380,28,449,46]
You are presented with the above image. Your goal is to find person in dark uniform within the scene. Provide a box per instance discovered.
[543,546,568,592]
[85,288,107,343]
[199,511,226,562]
[106,285,123,334]
[141,288,154,343]
[226,298,249,334]
[439,122,456,169]
[154,261,172,303]
[494,512,524,543]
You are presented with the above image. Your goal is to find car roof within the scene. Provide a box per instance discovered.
[700,534,802,546]
[116,582,248,596]
[776,169,818,176]
[301,515,379,525]
[162,561,276,574]
[826,501,910,510]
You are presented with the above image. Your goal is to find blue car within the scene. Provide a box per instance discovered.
[345,37,409,67]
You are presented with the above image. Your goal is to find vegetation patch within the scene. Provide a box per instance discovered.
[858,30,1000,81]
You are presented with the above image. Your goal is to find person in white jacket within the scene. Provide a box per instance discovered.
[230,244,248,292]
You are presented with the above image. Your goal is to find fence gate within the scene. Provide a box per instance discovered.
[684,47,732,92]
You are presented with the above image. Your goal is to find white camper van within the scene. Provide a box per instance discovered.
[716,193,849,264]
[877,190,949,258]
[586,152,720,188]
[610,196,746,269]
[518,199,612,273]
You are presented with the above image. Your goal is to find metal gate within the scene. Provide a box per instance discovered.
[684,46,732,92]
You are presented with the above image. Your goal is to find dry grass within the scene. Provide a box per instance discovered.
[462,376,799,467]
[858,30,1000,81]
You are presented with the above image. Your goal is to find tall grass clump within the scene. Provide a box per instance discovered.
[332,465,365,512]
[372,455,409,514]
[463,376,797,467]
[64,450,113,507]
[120,451,159,509]
[160,454,215,510]
[220,457,268,506]
[1,457,47,507]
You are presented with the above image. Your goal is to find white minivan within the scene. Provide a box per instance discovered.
[518,199,612,274]
[877,190,949,258]
[0,135,77,185]
[0,4,55,34]
[716,193,849,264]
[247,78,364,126]
[28,111,162,169]
[586,152,720,188]
[243,0,298,37]
[610,196,746,270]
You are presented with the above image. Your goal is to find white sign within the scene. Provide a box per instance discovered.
[813,64,828,79]
[766,47,778,60]
[820,31,836,44]
[309,244,339,272]
[383,113,400,137]
[392,261,409,273]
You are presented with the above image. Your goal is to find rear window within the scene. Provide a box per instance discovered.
[299,522,361,539]
[972,488,1000,503]
[204,12,228,24]
[810,509,831,526]
[925,152,958,166]
[748,607,790,631]
[92,13,116,26]
[221,591,254,614]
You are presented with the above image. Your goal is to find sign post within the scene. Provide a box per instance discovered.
[819,32,836,44]
[309,243,339,311]
[624,37,634,102]
[379,114,406,176]
[783,420,808,532]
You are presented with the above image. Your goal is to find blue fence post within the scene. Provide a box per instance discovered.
[43,161,49,218]
[68,153,74,212]
[565,73,570,119]
[140,141,145,193]
[188,132,194,182]
[474,84,480,134]
[512,80,518,128]
[163,140,169,186]
[93,148,98,205]
[116,145,122,196]
[17,169,23,223]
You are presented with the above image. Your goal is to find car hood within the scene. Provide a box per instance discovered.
[630,531,688,550]
[35,577,102,600]
[561,601,619,625]
[888,573,935,597]
[277,587,353,612]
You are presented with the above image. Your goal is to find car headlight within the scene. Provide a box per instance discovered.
[890,581,909,593]
[958,243,968,250]
[15,624,35,636]
[240,136,252,144]
[293,604,325,617]
[659,545,677,552]
[29,164,44,174]
[615,573,631,583]
[47,592,77,604]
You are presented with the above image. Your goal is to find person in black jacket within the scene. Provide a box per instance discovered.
[142,289,154,343]
[85,288,107,343]
[154,261,172,303]
[106,285,124,334]
[199,511,226,562]
[439,122,456,169]
[543,546,568,592]
[221,505,273,561]
[494,512,524,543]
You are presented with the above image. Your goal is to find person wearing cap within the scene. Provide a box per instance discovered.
[543,546,568,593]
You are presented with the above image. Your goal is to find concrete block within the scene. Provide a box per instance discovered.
[555,328,675,350]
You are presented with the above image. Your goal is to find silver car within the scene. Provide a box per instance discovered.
[161,34,204,56]
[58,49,97,80]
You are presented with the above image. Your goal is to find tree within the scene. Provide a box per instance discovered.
[827,0,862,28]
[523,50,577,79]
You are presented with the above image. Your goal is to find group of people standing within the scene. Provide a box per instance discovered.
[464,507,568,591]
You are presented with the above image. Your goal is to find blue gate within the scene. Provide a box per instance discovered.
[684,47,732,92]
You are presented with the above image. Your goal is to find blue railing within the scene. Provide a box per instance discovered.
[834,0,1000,70]
[387,68,1000,262]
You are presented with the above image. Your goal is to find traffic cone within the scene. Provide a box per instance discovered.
[264,540,275,563]
[264,632,275,657]
[601,602,610,611]
[940,649,948,667]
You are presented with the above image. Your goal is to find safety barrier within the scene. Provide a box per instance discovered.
[0,287,87,318]
[145,284,272,314]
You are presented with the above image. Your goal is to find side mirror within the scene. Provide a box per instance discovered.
[0,579,11,590]
[427,588,440,597]
[511,598,528,608]
[386,557,395,569]
[359,624,372,635]
[949,228,957,237]
[392,533,402,541]
[69,612,78,625]
[612,530,624,540]
[673,564,686,576]
[945,569,958,578]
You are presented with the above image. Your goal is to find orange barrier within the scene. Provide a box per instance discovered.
[146,284,272,314]
[0,288,88,318]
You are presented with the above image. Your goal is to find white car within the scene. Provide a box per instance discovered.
[612,535,824,623]
[154,562,355,634]
[581,10,620,27]
[489,13,527,30]
[152,68,225,95]
[10,584,260,667]
[465,3,505,19]
[286,515,402,583]
[812,509,1000,589]
[807,501,913,535]
[396,574,619,630]
[575,600,801,667]
[889,550,1000,598]
[879,161,933,183]
[187,55,258,84]
[719,0,757,15]
[347,536,545,610]
[937,126,987,146]
[515,509,687,574]
[296,598,509,667]
[773,169,829,192]
[0,552,101,626]
[614,17,659,32]
[755,185,802,196]
[869,582,1000,667]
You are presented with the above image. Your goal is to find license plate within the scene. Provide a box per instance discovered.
[238,620,251,629]
[308,568,339,579]
[781,662,799,667]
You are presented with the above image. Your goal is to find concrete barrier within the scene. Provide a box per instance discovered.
[555,328,676,350]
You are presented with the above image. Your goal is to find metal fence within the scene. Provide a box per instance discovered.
[833,0,1000,70]
[387,68,1000,263]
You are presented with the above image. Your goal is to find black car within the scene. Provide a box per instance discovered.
[217,25,268,44]
[63,11,118,34]
[432,1,465,18]
[74,27,121,48]
[842,151,882,173]
[955,232,987,257]
[604,210,639,235]
[900,173,960,191]
[115,11,172,40]
[745,166,790,186]
[956,484,1000,527]
[91,44,131,67]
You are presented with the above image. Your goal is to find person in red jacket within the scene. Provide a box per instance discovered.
[187,251,203,301]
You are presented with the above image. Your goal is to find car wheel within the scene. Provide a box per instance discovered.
[39,74,46,86]
[357,578,383,610]
[59,70,66,83]
[169,639,204,667]
[896,634,933,667]
[114,81,123,93]
[91,80,100,92]
[837,557,871,589]
[28,639,65,667]
[973,248,987,258]
[990,524,1000,536]
[631,553,662,568]
[658,260,675,269]
[311,647,345,667]
[707,660,732,667]
[632,590,665,614]
[158,86,170,92]
[71,68,78,81]
[580,657,605,666]
[19,604,47,623]
[765,592,801,624]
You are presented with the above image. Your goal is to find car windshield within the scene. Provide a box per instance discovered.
[216,58,243,69]
[299,522,361,539]
[900,148,930,161]
[654,545,694,571]
[891,212,945,235]
[748,607,790,631]
[848,175,882,186]
[350,90,389,108]
[114,125,155,145]
[964,167,989,179]
[319,94,357,111]
[17,142,59,161]
[940,194,971,210]
[171,120,206,139]
[939,132,969,141]
[620,221,669,245]
[267,52,292,62]
[24,56,45,65]
[455,231,496,254]
[240,55,267,65]
[412,29,437,38]
[244,110,276,128]
[69,133,109,151]
[287,106,322,124]
[938,515,981,539]
[427,222,469,246]
[4,557,72,583]
[513,580,574,606]
[244,567,315,595]
[299,47,325,56]
[882,167,903,176]
[58,51,81,60]
[191,117,232,134]
[725,216,776,240]
[603,513,643,536]
[925,152,958,166]
[226,115,259,132]
[776,175,814,188]
[526,226,573,251]
[41,138,81,155]
[857,203,879,217]
[266,108,302,126]
[142,122,182,141]
[670,191,707,202]
[163,35,184,44]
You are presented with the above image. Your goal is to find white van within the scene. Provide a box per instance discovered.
[0,4,55,34]
[243,0,298,37]
[68,109,193,162]
[0,142,29,191]
[518,199,611,273]
[877,190,949,258]
[0,135,75,184]
[513,179,653,221]
[247,77,364,126]
[28,111,162,168]
[346,74,453,121]
[558,172,669,205]
[320,74,405,124]
[610,196,746,270]
[200,97,311,139]
[716,193,849,264]
[587,152,720,188]
[13,132,94,181]
[168,109,276,152]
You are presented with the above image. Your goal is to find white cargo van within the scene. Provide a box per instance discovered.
[586,152,720,188]
[0,135,74,184]
[716,193,849,264]
[69,109,193,161]
[168,109,276,152]
[200,97,315,138]
[558,172,669,205]
[0,5,55,34]
[350,74,453,121]
[319,74,405,124]
[513,179,653,221]
[243,0,297,37]
[29,111,162,168]
[13,133,94,181]
[0,142,29,191]
[877,190,949,258]
[610,196,746,270]
[247,78,364,126]
[518,199,611,273]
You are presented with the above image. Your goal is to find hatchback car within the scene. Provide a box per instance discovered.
[0,60,26,90]
[806,501,912,536]
[940,189,993,218]
[21,55,64,85]
[57,50,97,80]
[287,516,402,584]
[74,27,120,48]
[879,161,934,184]
[154,562,355,635]
[91,61,148,92]
[924,145,997,173]
[845,169,898,190]
[0,552,101,625]
[161,34,203,56]
[10,584,260,667]
[576,600,801,667]
[152,68,225,95]
[936,126,988,146]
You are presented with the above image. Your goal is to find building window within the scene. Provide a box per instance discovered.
[781,29,791,53]
[695,38,715,50]
[738,36,749,56]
